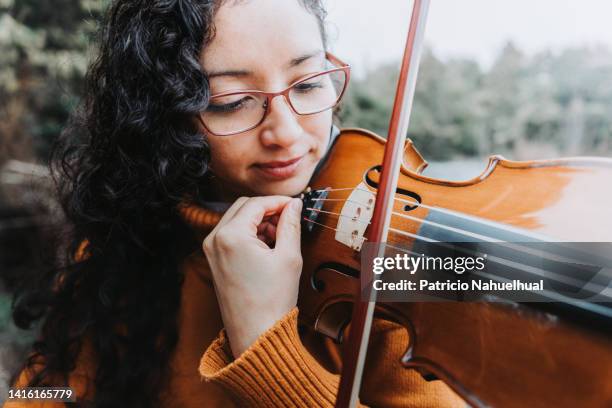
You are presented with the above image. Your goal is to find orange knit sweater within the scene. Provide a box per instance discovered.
[4,203,464,407]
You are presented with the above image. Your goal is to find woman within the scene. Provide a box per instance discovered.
[7,0,463,407]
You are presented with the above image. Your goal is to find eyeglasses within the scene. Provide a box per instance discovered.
[199,52,350,136]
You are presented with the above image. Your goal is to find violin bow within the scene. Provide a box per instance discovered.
[334,1,431,406]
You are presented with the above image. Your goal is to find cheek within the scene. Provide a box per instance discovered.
[302,111,333,158]
[207,137,254,178]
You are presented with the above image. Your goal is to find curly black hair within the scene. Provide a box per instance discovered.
[9,1,328,407]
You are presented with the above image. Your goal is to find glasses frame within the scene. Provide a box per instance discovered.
[199,52,351,136]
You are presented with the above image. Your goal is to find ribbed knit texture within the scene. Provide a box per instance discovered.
[177,202,222,231]
[199,308,353,408]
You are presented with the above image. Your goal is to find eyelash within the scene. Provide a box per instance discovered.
[207,97,251,113]
[294,81,323,92]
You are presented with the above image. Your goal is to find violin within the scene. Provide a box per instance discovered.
[294,1,612,407]
[298,127,612,408]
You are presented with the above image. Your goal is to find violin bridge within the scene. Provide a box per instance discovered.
[335,182,375,251]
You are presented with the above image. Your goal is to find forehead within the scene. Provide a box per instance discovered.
[201,0,324,73]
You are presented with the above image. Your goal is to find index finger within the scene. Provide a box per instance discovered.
[227,195,293,233]
[208,196,249,239]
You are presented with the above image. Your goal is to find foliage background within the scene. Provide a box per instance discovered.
[341,44,612,160]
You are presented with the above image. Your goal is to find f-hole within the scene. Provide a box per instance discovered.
[364,165,422,212]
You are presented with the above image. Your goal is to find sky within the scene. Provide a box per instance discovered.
[324,0,612,75]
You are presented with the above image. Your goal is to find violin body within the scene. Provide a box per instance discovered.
[299,128,612,407]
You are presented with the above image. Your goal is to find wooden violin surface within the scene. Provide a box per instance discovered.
[298,128,612,408]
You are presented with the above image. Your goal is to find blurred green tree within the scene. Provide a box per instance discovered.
[0,0,109,164]
[339,42,612,160]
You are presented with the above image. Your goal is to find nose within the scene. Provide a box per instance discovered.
[259,95,303,148]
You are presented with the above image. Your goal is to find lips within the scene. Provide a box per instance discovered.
[254,155,305,180]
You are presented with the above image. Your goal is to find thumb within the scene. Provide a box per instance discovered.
[275,198,302,252]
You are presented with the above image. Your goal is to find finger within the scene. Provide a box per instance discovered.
[257,220,276,235]
[257,221,277,243]
[228,196,293,235]
[257,215,280,241]
[208,196,249,239]
[257,233,274,247]
[258,214,279,228]
[257,219,270,234]
[265,222,277,239]
[275,198,302,252]
[268,214,280,226]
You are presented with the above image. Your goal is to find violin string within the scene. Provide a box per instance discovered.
[305,191,612,308]
[383,243,423,257]
[309,222,610,295]
[388,227,438,242]
[311,186,539,241]
[302,217,368,241]
[306,207,371,225]
[302,217,336,233]
[311,187,358,192]
[310,197,366,207]
[305,207,437,243]
[306,208,594,286]
[390,211,502,242]
[389,240,611,289]
[311,199,612,280]
[313,186,447,215]
[311,188,548,243]
[309,199,500,242]
[316,198,604,274]
[304,210,612,299]
[312,187,451,220]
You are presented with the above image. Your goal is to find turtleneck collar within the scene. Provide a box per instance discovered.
[177,201,224,234]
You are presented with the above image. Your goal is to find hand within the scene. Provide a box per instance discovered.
[202,196,303,358]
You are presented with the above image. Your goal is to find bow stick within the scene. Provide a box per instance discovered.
[334,1,431,406]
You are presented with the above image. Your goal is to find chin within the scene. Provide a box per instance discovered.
[258,180,309,197]
[251,173,312,197]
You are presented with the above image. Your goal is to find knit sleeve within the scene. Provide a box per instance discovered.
[198,307,367,408]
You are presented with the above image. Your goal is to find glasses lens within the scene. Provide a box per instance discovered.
[201,93,267,136]
[288,69,347,115]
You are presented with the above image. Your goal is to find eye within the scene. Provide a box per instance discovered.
[293,79,324,93]
[207,96,256,113]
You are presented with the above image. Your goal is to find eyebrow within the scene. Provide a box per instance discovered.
[206,50,324,79]
[288,50,324,68]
